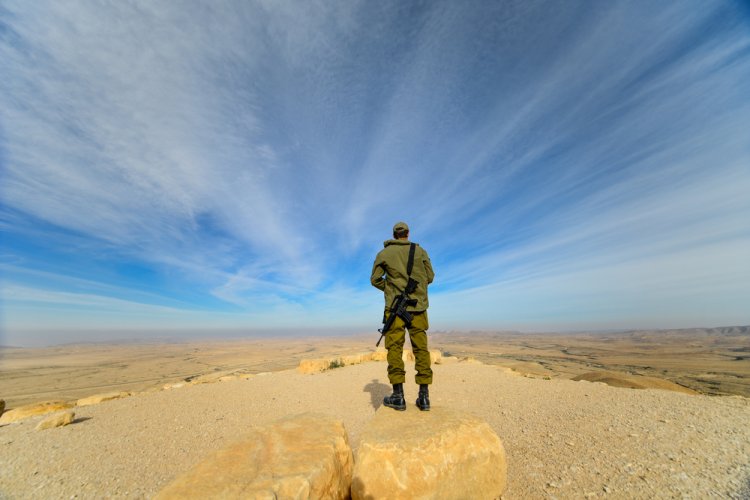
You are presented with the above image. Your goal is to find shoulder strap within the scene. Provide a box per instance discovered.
[406,243,416,277]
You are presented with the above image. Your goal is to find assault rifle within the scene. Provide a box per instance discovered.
[375,278,418,347]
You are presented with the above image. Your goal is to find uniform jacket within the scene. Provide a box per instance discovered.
[370,239,434,312]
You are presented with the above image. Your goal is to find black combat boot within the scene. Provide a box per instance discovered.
[383,383,406,411]
[416,384,430,411]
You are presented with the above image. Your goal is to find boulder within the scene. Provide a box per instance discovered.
[297,359,330,374]
[402,350,415,363]
[76,391,130,407]
[572,371,698,395]
[35,410,75,431]
[156,413,353,499]
[371,351,388,362]
[342,354,364,366]
[0,401,73,424]
[352,406,507,499]
[429,350,443,364]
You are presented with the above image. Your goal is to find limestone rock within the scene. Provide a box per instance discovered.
[0,401,73,424]
[35,410,75,430]
[157,413,353,499]
[371,351,388,361]
[352,406,507,499]
[402,350,415,362]
[163,382,185,390]
[342,354,364,366]
[76,391,130,407]
[187,370,236,385]
[297,358,329,374]
[429,350,443,364]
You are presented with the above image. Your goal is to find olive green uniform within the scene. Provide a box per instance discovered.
[371,239,435,385]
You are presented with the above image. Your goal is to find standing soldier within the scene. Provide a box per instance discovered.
[371,221,435,411]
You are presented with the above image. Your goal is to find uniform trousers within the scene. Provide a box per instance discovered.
[384,310,433,385]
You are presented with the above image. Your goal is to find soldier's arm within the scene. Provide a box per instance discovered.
[370,259,386,291]
[423,250,435,285]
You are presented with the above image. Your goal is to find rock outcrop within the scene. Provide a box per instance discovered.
[572,371,698,394]
[297,358,331,374]
[371,351,388,361]
[76,391,130,407]
[156,413,353,499]
[352,406,507,499]
[0,401,73,424]
[35,410,75,430]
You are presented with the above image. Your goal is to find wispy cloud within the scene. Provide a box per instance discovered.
[1,0,748,342]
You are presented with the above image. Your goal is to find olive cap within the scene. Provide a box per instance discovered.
[393,221,409,232]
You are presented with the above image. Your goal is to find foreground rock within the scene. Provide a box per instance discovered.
[0,401,73,424]
[35,411,75,430]
[76,391,131,407]
[352,406,507,499]
[156,413,353,499]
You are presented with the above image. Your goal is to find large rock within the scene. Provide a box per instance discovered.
[35,410,75,430]
[352,406,507,499]
[76,391,130,407]
[371,351,388,361]
[297,358,330,374]
[0,401,73,424]
[156,413,353,499]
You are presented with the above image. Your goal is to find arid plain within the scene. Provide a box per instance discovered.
[1,326,748,408]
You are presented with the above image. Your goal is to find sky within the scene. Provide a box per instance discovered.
[1,1,749,346]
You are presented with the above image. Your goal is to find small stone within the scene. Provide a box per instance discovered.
[36,411,75,430]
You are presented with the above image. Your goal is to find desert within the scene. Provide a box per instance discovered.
[1,327,749,498]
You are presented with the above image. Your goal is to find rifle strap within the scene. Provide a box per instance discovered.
[407,243,416,278]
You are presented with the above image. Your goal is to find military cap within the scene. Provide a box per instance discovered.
[393,221,409,232]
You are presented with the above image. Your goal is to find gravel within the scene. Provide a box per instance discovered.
[1,360,749,499]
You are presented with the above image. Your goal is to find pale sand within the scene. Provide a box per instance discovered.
[1,360,749,499]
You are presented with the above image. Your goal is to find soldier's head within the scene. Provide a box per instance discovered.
[393,221,409,240]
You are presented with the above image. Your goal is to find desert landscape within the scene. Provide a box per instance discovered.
[1,327,749,498]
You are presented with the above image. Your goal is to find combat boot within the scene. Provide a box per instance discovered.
[416,384,430,411]
[383,383,406,411]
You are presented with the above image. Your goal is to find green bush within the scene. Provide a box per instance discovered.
[328,359,344,369]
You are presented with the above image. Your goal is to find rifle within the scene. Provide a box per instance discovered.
[376,278,418,347]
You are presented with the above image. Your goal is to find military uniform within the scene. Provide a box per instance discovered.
[371,222,435,409]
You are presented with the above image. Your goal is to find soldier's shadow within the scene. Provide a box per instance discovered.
[363,379,392,410]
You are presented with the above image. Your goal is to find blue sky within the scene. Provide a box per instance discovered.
[1,1,749,346]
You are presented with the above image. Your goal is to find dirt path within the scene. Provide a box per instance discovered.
[1,361,749,498]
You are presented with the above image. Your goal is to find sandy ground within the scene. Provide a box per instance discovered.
[1,359,749,499]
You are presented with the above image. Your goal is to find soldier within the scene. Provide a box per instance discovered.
[371,221,435,411]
